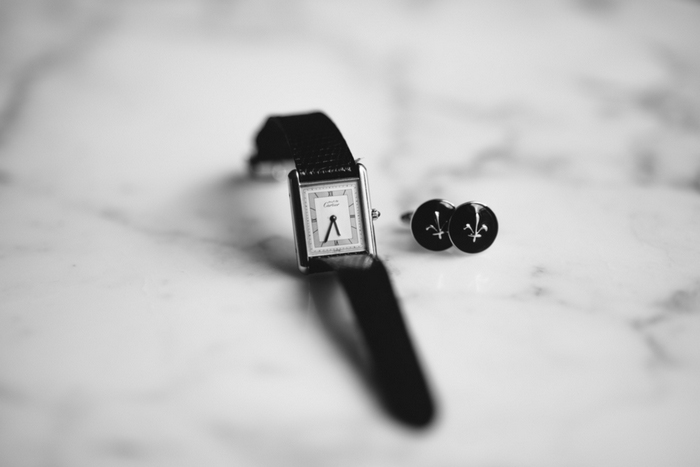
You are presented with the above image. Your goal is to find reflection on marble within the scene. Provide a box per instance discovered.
[1,0,700,465]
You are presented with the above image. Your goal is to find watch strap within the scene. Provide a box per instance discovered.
[252,112,358,182]
[317,255,435,427]
[252,111,435,427]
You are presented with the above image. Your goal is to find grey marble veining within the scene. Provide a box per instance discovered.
[1,1,699,466]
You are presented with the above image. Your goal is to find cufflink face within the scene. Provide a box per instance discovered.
[448,202,498,253]
[409,199,456,251]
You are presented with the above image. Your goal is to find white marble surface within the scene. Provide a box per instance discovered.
[2,0,700,465]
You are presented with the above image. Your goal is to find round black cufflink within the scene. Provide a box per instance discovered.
[401,199,498,253]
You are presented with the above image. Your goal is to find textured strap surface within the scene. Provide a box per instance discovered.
[318,255,436,427]
[253,112,358,181]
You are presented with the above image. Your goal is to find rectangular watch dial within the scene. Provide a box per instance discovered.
[301,180,367,257]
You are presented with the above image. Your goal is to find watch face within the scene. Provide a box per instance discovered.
[300,180,367,257]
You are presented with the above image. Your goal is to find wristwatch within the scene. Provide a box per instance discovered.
[249,111,435,427]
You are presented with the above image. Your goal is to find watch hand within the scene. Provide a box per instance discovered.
[323,215,338,243]
[333,218,341,236]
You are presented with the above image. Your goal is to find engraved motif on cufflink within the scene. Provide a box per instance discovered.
[448,201,498,253]
[401,199,498,253]
[401,199,455,251]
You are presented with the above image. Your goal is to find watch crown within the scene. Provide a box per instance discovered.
[371,209,381,220]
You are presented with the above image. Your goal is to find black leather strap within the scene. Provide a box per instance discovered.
[251,112,359,182]
[318,255,435,426]
[253,111,435,427]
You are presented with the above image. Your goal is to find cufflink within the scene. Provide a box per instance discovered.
[401,199,498,253]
